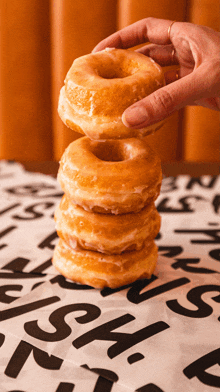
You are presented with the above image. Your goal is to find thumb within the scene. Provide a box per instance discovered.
[122,67,211,128]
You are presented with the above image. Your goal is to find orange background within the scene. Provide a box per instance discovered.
[0,0,219,162]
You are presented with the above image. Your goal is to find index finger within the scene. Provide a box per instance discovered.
[92,17,175,52]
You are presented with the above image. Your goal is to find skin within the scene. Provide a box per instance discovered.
[92,17,220,129]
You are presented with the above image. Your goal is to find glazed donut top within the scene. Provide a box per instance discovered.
[59,136,160,192]
[65,48,164,116]
[59,48,165,140]
[58,136,162,214]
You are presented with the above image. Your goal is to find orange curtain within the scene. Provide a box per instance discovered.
[0,0,219,162]
[184,0,220,161]
[0,0,53,161]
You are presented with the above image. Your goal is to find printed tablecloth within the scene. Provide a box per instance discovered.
[0,160,219,392]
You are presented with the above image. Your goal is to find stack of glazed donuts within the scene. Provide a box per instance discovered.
[53,48,164,289]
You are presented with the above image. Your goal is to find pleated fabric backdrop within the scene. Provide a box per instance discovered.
[0,0,219,162]
[184,0,220,161]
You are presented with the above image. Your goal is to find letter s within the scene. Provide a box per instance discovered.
[24,303,101,341]
[166,284,220,319]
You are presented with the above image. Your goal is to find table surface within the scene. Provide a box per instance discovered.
[1,159,219,391]
[20,161,220,177]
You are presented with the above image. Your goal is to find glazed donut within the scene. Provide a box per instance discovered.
[55,195,161,255]
[58,48,165,140]
[58,136,162,214]
[53,238,158,289]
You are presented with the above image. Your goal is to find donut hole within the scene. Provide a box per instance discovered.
[92,141,130,162]
[96,60,138,80]
[97,67,131,79]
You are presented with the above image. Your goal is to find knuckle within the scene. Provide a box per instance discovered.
[144,17,155,24]
[141,18,155,41]
[151,89,175,117]
[118,31,126,49]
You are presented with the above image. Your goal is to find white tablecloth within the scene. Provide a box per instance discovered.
[0,160,219,392]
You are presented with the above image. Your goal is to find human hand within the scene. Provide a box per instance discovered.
[93,18,220,130]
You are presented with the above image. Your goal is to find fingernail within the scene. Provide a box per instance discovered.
[122,106,148,127]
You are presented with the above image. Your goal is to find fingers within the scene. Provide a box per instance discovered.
[137,44,179,66]
[122,65,212,129]
[92,17,177,52]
